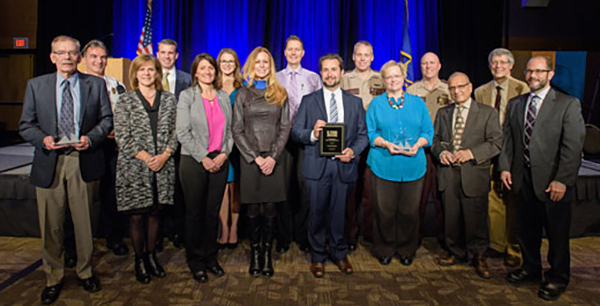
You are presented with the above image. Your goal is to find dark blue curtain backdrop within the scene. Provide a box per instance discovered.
[112,0,438,80]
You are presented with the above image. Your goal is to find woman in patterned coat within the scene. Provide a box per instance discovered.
[114,54,177,284]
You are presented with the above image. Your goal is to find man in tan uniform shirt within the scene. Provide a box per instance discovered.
[474,48,529,268]
[340,41,384,249]
[407,52,450,247]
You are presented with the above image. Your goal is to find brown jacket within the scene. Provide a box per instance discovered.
[232,85,290,164]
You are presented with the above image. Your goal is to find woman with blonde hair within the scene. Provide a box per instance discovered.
[216,48,244,250]
[232,47,290,277]
[114,54,177,284]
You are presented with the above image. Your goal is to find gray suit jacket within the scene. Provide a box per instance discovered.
[499,88,585,201]
[19,72,113,188]
[432,100,502,197]
[176,86,234,162]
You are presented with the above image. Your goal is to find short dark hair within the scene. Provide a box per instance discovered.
[158,39,178,52]
[530,55,554,71]
[190,53,220,89]
[319,54,344,71]
[82,40,108,57]
[285,35,304,49]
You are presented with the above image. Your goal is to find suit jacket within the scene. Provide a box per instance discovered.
[432,100,502,197]
[175,69,192,99]
[19,72,113,188]
[176,86,234,163]
[474,76,529,125]
[499,88,585,201]
[291,89,368,183]
[114,90,178,211]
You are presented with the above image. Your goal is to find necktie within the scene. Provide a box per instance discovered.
[524,95,540,167]
[494,86,502,111]
[59,80,75,138]
[329,93,338,123]
[162,71,170,92]
[288,72,299,120]
[452,105,465,153]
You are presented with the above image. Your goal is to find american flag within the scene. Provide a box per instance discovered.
[136,3,153,55]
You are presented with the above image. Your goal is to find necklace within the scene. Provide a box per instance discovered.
[387,93,405,109]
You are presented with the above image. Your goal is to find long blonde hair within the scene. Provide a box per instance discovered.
[242,47,287,107]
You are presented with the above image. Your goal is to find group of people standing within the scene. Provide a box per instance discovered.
[19,34,585,305]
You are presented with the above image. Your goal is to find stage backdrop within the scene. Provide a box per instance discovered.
[112,0,439,81]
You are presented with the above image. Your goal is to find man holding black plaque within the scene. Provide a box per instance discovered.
[291,54,368,278]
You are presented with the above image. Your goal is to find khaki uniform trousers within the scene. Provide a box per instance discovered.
[488,166,522,261]
[36,152,97,286]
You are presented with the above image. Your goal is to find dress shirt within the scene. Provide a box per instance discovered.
[56,72,81,137]
[163,67,176,95]
[366,92,433,182]
[524,86,550,125]
[276,66,322,121]
[310,87,344,142]
[202,97,225,152]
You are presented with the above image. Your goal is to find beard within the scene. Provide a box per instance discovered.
[527,77,548,92]
[324,78,340,89]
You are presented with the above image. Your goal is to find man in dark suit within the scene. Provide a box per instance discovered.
[19,35,112,304]
[292,54,368,278]
[500,56,585,301]
[432,72,502,279]
[156,38,191,249]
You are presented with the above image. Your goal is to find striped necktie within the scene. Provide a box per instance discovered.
[524,95,540,167]
[452,105,465,152]
[59,80,75,138]
[329,92,338,123]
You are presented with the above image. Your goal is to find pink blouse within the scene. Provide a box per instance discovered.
[202,97,225,152]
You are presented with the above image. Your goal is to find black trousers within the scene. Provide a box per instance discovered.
[180,154,228,272]
[419,151,444,244]
[372,175,423,258]
[441,168,489,259]
[517,168,571,285]
[163,145,186,241]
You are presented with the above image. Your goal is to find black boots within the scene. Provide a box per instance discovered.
[262,243,274,277]
[249,243,262,277]
[134,253,150,284]
[147,251,166,278]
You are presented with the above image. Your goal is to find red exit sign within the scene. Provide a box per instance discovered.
[14,37,29,49]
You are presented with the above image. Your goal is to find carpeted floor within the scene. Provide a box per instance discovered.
[0,237,599,305]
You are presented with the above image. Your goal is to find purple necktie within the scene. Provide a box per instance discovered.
[288,71,299,120]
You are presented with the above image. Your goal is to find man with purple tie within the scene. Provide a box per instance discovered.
[276,35,322,253]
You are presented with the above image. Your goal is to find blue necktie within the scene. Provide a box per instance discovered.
[329,93,338,123]
[524,95,540,167]
[59,80,75,138]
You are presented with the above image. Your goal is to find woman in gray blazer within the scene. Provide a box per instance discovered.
[177,53,233,283]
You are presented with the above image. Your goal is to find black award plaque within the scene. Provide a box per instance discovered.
[319,123,345,156]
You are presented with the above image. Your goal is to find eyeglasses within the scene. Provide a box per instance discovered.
[524,69,551,75]
[448,83,470,91]
[491,60,510,67]
[53,51,80,57]
[384,75,403,81]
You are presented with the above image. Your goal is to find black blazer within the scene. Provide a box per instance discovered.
[432,100,502,197]
[175,69,192,99]
[499,88,585,201]
[291,89,368,183]
[19,72,113,188]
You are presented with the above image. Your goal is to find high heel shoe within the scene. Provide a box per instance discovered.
[134,253,150,284]
[147,251,166,278]
[227,241,238,250]
[262,243,274,278]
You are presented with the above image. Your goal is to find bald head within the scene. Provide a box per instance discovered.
[448,72,472,104]
[420,52,441,81]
